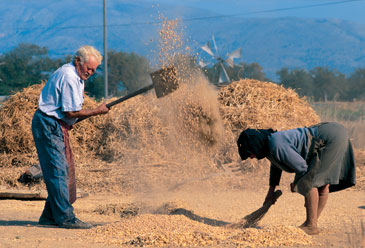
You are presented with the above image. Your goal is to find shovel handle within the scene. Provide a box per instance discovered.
[76,84,154,124]
[106,84,154,109]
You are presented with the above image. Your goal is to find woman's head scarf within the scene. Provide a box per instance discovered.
[237,128,275,160]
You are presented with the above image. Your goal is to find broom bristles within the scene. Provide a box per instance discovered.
[228,190,282,228]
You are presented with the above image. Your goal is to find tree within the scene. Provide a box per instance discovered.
[0,44,153,99]
[237,62,266,81]
[347,68,365,100]
[277,68,314,98]
[107,50,152,97]
[0,43,63,95]
[277,67,348,101]
[202,61,267,85]
[310,67,346,101]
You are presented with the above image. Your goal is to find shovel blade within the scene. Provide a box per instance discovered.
[150,66,179,98]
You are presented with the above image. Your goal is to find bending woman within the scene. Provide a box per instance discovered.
[237,122,356,235]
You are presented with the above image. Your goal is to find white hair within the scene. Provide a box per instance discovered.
[74,45,102,65]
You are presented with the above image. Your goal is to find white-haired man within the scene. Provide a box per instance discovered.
[32,45,109,229]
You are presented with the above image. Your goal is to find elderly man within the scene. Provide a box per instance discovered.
[32,45,109,229]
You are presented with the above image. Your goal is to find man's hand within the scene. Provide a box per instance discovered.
[96,103,109,115]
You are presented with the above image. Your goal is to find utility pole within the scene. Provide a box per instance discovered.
[103,0,108,99]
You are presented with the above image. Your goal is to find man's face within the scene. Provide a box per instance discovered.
[75,56,99,80]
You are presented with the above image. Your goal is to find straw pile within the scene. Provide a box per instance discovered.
[0,77,321,191]
[93,93,169,164]
[173,80,226,148]
[0,83,105,166]
[218,79,320,133]
[0,84,41,155]
[0,84,42,177]
[82,214,312,247]
[0,79,319,163]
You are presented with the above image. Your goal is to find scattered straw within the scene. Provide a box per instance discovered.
[82,214,312,247]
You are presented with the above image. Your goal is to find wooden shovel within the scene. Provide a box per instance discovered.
[77,65,178,123]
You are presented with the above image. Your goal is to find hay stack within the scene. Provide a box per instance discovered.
[94,93,169,163]
[0,84,41,155]
[218,79,320,133]
[0,84,109,176]
[0,84,104,161]
[173,81,226,148]
[0,79,319,163]
[0,78,322,191]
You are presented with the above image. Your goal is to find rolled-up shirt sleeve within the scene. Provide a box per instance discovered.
[60,76,83,112]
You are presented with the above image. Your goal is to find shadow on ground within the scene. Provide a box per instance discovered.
[169,208,229,226]
[0,220,38,227]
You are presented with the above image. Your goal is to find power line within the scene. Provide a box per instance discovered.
[4,0,364,32]
[184,0,365,22]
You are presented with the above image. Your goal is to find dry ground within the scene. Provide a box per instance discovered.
[0,156,364,248]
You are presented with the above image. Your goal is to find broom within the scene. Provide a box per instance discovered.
[228,190,282,228]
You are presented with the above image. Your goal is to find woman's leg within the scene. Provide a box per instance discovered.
[301,188,320,235]
[317,184,329,220]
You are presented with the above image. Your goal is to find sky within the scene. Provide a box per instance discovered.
[150,0,365,24]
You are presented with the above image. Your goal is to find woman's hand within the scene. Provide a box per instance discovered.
[264,186,277,205]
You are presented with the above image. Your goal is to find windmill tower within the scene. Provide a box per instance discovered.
[199,35,242,84]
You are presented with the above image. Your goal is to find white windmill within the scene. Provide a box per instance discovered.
[199,35,242,84]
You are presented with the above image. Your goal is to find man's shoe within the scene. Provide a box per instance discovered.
[59,218,93,229]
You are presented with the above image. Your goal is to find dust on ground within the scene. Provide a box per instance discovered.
[0,166,364,248]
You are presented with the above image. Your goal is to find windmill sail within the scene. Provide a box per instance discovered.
[219,63,230,84]
[212,35,219,55]
[198,59,210,68]
[201,42,214,57]
[199,35,242,84]
[226,48,242,68]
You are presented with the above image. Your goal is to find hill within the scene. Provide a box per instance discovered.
[1,0,365,79]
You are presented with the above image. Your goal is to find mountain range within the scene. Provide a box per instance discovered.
[1,0,365,80]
